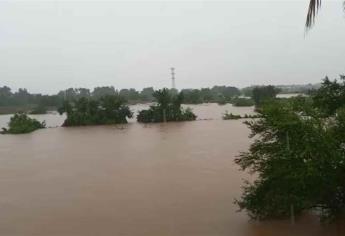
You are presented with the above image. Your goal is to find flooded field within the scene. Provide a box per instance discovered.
[0,104,342,236]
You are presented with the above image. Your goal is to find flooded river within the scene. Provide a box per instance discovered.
[0,104,342,235]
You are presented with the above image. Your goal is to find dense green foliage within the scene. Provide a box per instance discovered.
[137,88,196,123]
[58,95,133,126]
[312,75,345,116]
[236,77,345,221]
[1,113,45,134]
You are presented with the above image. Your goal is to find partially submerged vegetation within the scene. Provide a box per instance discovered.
[223,112,242,120]
[231,97,255,107]
[1,113,45,134]
[236,75,345,222]
[137,88,197,123]
[223,112,260,120]
[58,95,132,127]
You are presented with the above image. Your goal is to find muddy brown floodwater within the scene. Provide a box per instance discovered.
[0,104,343,236]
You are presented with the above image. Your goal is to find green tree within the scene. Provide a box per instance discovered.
[251,85,280,107]
[59,95,132,126]
[137,89,196,123]
[236,98,345,221]
[92,86,117,99]
[2,113,45,134]
[140,87,155,102]
[313,76,345,116]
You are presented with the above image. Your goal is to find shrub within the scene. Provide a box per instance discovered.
[1,113,45,134]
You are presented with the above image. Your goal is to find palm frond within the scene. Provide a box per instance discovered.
[305,0,322,29]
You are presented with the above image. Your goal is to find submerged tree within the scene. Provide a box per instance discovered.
[58,95,132,126]
[1,113,45,134]
[137,88,196,123]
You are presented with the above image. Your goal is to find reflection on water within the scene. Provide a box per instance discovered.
[0,104,342,235]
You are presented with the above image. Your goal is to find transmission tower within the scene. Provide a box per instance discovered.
[171,67,176,89]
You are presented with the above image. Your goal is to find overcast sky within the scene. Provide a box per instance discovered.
[0,0,344,94]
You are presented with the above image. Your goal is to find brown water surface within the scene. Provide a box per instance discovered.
[0,104,342,235]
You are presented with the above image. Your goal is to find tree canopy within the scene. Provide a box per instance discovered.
[58,95,133,126]
[137,88,196,123]
[236,77,345,221]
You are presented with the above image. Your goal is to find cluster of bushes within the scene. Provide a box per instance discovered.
[137,106,196,123]
[137,89,197,123]
[58,95,133,126]
[1,113,45,134]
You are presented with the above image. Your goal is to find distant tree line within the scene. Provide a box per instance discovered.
[0,85,244,114]
[181,86,241,104]
[241,83,319,97]
[1,83,309,115]
[0,85,243,109]
[0,86,155,114]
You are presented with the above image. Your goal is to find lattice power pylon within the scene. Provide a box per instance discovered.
[171,67,176,89]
